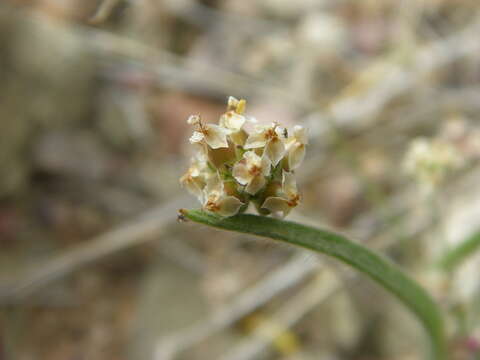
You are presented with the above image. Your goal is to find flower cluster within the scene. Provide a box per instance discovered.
[180,96,307,218]
[403,137,462,193]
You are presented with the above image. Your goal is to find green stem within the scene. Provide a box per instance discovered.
[438,230,480,271]
[181,210,447,360]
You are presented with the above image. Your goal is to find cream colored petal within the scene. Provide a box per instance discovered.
[265,138,286,166]
[261,196,291,218]
[219,112,246,131]
[189,131,204,144]
[190,142,208,160]
[204,172,224,195]
[229,129,247,146]
[235,99,246,114]
[218,196,243,217]
[293,125,308,145]
[245,175,266,195]
[261,155,271,176]
[189,167,200,177]
[244,132,267,149]
[282,171,298,198]
[227,96,239,110]
[204,124,229,149]
[232,162,251,185]
[202,192,220,211]
[190,153,209,176]
[244,150,262,165]
[288,143,306,170]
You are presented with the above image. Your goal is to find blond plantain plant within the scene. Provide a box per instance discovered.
[179,97,446,360]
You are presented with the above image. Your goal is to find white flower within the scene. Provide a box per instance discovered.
[261,171,300,218]
[286,125,308,170]
[232,151,271,195]
[219,111,246,132]
[220,97,248,145]
[202,173,243,217]
[244,123,287,166]
[404,137,462,192]
[187,115,229,149]
[179,154,211,202]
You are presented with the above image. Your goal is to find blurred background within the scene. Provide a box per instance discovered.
[1,0,480,359]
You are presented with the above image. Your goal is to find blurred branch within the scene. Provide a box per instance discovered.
[306,14,480,138]
[154,252,319,360]
[154,0,283,33]
[0,195,191,303]
[89,0,121,24]
[218,271,345,360]
[87,12,480,119]
[86,27,315,110]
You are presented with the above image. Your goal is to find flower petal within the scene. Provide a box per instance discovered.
[218,196,243,217]
[293,125,308,145]
[232,161,251,185]
[261,155,271,176]
[204,172,224,195]
[244,132,267,149]
[282,171,298,198]
[229,129,248,146]
[180,176,204,202]
[204,124,229,149]
[235,99,246,114]
[245,175,266,195]
[244,150,262,165]
[288,143,306,170]
[261,196,291,218]
[265,138,286,166]
[189,131,204,144]
[227,96,239,110]
[219,111,246,131]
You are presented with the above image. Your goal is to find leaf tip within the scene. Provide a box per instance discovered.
[177,208,190,223]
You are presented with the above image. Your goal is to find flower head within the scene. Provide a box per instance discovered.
[403,137,462,192]
[233,151,271,195]
[219,97,249,146]
[179,153,212,202]
[244,123,287,166]
[202,173,243,217]
[188,115,229,149]
[261,171,300,218]
[219,111,246,133]
[180,96,306,217]
[286,125,308,170]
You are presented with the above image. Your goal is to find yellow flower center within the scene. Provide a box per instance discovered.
[265,128,277,140]
[205,198,220,212]
[287,194,300,207]
[249,165,261,176]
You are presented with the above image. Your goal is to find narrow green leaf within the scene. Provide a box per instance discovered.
[438,230,480,271]
[181,209,446,360]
